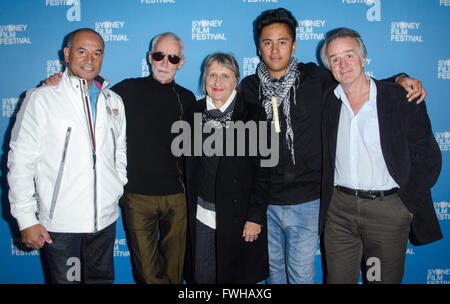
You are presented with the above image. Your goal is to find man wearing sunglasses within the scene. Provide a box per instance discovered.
[112,32,196,284]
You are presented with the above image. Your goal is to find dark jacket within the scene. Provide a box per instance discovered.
[320,80,442,245]
[183,91,270,284]
[239,62,335,205]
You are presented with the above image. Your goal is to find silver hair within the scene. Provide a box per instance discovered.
[151,32,184,57]
[320,27,367,70]
[201,52,240,95]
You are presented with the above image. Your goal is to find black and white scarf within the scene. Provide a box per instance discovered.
[202,94,236,129]
[257,57,300,164]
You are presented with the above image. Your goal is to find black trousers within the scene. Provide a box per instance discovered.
[324,188,411,284]
[194,219,217,284]
[41,221,116,284]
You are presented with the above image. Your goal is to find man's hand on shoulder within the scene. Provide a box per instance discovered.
[395,75,426,104]
[41,71,63,87]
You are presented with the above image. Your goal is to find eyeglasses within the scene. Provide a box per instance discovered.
[151,51,181,64]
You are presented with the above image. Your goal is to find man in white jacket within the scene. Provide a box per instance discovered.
[7,28,127,283]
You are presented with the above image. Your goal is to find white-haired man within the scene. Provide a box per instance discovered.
[112,32,196,284]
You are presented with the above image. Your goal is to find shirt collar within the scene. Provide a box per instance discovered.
[367,77,377,106]
[334,76,377,114]
[206,89,236,112]
[64,69,109,90]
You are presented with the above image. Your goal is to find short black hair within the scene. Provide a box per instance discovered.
[67,28,104,49]
[254,8,298,45]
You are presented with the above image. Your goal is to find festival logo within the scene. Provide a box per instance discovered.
[427,269,450,284]
[45,0,81,22]
[296,19,326,41]
[438,59,450,79]
[140,0,175,4]
[114,238,130,258]
[406,246,415,255]
[390,21,423,43]
[434,202,450,221]
[364,57,374,78]
[10,238,39,257]
[47,59,63,77]
[192,19,226,41]
[341,0,381,22]
[142,58,150,77]
[242,0,279,3]
[435,131,450,151]
[243,56,260,77]
[0,24,31,45]
[2,97,19,118]
[94,21,128,42]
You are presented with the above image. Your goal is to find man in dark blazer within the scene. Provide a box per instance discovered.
[318,28,442,284]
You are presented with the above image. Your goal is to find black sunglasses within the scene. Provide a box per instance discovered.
[151,51,181,64]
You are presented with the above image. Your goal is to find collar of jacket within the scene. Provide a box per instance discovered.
[63,69,110,91]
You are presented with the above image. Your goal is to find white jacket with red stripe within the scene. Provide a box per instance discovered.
[8,70,127,233]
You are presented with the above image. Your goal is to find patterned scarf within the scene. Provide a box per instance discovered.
[257,57,300,164]
[202,95,236,129]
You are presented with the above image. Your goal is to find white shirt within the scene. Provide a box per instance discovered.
[206,89,236,112]
[333,78,399,191]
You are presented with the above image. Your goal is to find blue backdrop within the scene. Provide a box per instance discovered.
[0,0,448,284]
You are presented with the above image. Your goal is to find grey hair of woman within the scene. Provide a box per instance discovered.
[151,32,185,58]
[201,52,240,96]
[320,27,368,70]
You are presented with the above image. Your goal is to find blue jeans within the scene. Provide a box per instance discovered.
[266,199,320,284]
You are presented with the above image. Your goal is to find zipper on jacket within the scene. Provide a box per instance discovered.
[81,79,98,232]
[172,84,186,193]
[49,127,72,220]
[110,128,116,164]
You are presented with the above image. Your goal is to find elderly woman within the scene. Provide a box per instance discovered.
[183,52,269,284]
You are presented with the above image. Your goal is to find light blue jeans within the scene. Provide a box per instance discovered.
[266,199,320,284]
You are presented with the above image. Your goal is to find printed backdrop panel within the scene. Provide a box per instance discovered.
[0,0,448,284]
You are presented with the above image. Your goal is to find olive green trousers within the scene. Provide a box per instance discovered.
[120,192,187,284]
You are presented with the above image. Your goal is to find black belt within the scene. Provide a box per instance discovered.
[336,185,398,200]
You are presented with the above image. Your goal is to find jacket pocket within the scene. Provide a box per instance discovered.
[49,127,72,220]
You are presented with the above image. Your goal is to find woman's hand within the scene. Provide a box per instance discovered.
[242,221,261,242]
